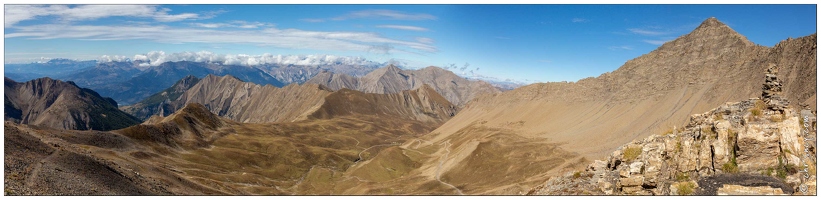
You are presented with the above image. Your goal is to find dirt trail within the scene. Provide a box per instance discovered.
[435,140,464,195]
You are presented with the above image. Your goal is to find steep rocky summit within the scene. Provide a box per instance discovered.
[4,77,140,131]
[530,66,816,195]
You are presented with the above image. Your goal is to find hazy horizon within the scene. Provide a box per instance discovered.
[4,4,817,84]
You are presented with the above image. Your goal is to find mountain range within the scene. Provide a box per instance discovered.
[5,79,457,194]
[4,59,97,82]
[309,17,817,194]
[306,65,502,107]
[3,17,816,196]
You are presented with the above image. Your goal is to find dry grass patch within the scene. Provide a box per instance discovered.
[676,181,696,195]
[622,146,642,162]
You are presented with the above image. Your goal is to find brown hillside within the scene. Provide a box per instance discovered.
[4,77,140,131]
[172,74,333,123]
[5,84,457,195]
[309,84,456,124]
[305,65,501,107]
[348,17,817,194]
[305,70,359,92]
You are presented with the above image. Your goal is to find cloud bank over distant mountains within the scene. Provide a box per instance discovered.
[99,51,385,67]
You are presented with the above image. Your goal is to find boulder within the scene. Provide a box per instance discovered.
[712,120,732,169]
[778,115,803,165]
[619,176,644,187]
[597,180,613,195]
[629,162,644,175]
[716,184,784,195]
[736,124,781,172]
[621,186,644,194]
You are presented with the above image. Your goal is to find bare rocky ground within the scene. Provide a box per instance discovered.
[529,66,817,195]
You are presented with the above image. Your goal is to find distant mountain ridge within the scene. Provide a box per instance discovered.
[120,75,201,120]
[124,74,457,125]
[4,77,140,130]
[306,65,502,107]
[4,59,97,82]
[89,61,286,105]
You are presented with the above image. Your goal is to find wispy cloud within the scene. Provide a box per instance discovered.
[608,45,633,51]
[302,9,436,22]
[301,18,325,23]
[572,18,588,23]
[415,37,434,44]
[4,5,209,27]
[5,23,437,54]
[642,39,670,45]
[333,9,437,21]
[627,28,670,36]
[190,21,271,29]
[376,25,428,31]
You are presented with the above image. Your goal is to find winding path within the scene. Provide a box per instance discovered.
[434,140,464,195]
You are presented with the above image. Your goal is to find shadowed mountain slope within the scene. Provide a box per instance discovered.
[120,75,201,120]
[4,77,140,131]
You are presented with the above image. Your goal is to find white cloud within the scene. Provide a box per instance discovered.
[572,18,588,23]
[376,25,428,32]
[332,9,436,21]
[608,46,633,51]
[124,51,383,67]
[190,21,270,29]
[415,37,434,44]
[300,18,325,23]
[98,55,129,62]
[191,23,227,28]
[5,5,206,27]
[627,28,670,36]
[6,23,437,55]
[643,39,670,45]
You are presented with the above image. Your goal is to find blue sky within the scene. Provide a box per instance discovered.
[3,4,817,83]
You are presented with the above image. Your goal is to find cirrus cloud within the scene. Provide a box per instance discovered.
[332,9,436,21]
[5,23,437,55]
[4,5,208,27]
[302,9,437,22]
[376,25,428,31]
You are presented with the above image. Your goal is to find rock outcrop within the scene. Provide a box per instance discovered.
[529,67,817,195]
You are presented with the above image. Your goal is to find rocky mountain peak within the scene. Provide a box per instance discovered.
[696,17,724,29]
[673,17,753,48]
